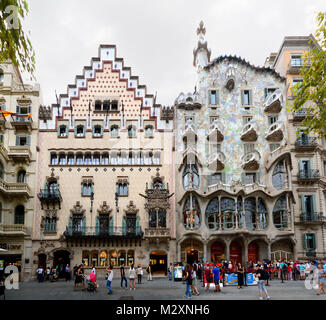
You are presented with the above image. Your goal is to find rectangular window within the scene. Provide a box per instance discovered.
[244,143,255,154]
[208,90,219,105]
[242,116,252,125]
[209,173,222,185]
[291,55,302,67]
[302,195,314,214]
[268,115,278,125]
[241,90,252,106]
[264,88,276,99]
[292,79,303,87]
[244,173,256,184]
[304,233,316,250]
[16,136,30,146]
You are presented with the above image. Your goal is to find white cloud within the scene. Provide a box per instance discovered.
[22,0,325,106]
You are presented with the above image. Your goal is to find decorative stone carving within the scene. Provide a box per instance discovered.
[39,105,52,121]
[124,201,139,215]
[97,201,113,215]
[70,201,86,216]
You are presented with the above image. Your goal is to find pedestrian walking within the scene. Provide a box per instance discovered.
[236,263,244,289]
[147,263,152,281]
[73,264,78,280]
[191,268,199,296]
[137,264,143,284]
[36,266,44,283]
[129,264,136,290]
[205,266,213,292]
[316,263,326,295]
[256,264,270,300]
[46,267,50,281]
[183,264,192,299]
[106,265,113,295]
[74,265,85,291]
[212,264,221,292]
[168,263,173,281]
[287,263,292,280]
[120,263,128,289]
[65,264,71,282]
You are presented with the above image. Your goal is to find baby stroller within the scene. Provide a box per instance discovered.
[86,272,97,292]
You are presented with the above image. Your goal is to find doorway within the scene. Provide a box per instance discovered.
[186,249,198,265]
[38,254,47,269]
[248,242,258,263]
[53,250,70,278]
[230,241,242,265]
[150,251,167,275]
[211,241,225,263]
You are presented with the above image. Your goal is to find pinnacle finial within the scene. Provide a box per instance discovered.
[197,21,206,36]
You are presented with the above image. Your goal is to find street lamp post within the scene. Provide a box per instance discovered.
[115,192,119,234]
[90,191,94,230]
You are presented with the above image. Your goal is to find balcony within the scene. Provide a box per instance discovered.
[144,228,171,238]
[294,137,317,151]
[292,108,313,122]
[0,224,27,235]
[38,189,63,210]
[264,89,282,113]
[241,150,261,170]
[10,116,33,132]
[207,119,224,142]
[305,250,316,258]
[297,169,320,183]
[8,146,32,163]
[240,121,258,142]
[265,121,284,142]
[0,178,32,198]
[63,226,143,239]
[207,151,226,171]
[287,60,309,75]
[299,212,324,223]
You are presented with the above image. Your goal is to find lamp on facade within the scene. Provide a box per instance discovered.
[115,192,119,233]
[90,191,94,229]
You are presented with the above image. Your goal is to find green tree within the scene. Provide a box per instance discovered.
[0,0,35,78]
[291,11,326,138]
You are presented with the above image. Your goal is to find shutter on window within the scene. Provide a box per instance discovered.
[68,217,72,235]
[82,217,86,235]
[57,125,61,136]
[241,172,245,184]
[308,159,312,172]
[109,217,113,235]
[92,125,94,135]
[95,216,99,235]
[301,195,306,215]
[16,106,20,113]
[81,184,84,195]
[256,172,260,184]
[216,91,219,105]
[26,136,30,146]
[221,172,226,184]
[74,126,77,136]
[91,184,94,194]
[298,160,303,171]
[241,91,244,105]
[44,181,48,197]
[116,184,119,194]
[100,126,103,136]
[264,88,268,99]
[136,216,140,235]
[16,135,20,146]
[249,90,252,105]
[65,125,68,135]
[122,217,126,235]
[82,126,85,136]
[312,234,316,250]
[28,106,31,114]
[303,233,308,250]
[312,195,317,214]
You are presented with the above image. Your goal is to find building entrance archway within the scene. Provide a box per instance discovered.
[211,241,225,262]
[248,242,258,263]
[53,250,70,278]
[38,254,47,269]
[230,241,242,265]
[150,251,167,275]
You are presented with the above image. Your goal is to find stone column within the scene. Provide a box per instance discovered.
[267,242,272,261]
[203,241,207,263]
[243,240,248,264]
[177,242,181,262]
[225,239,231,261]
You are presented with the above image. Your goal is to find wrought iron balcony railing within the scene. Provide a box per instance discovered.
[295,137,317,148]
[64,226,143,238]
[305,250,316,257]
[300,212,324,223]
[297,169,320,180]
[38,189,62,201]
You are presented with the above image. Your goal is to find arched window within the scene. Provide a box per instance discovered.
[93,153,100,165]
[17,170,26,183]
[93,125,102,137]
[110,125,119,137]
[273,195,288,230]
[111,100,118,111]
[117,183,128,196]
[128,152,135,165]
[221,197,236,230]
[49,181,58,194]
[67,153,74,165]
[14,205,25,224]
[0,161,4,179]
[102,153,109,165]
[257,198,268,229]
[244,197,256,230]
[206,198,219,230]
[58,153,66,165]
[76,125,85,137]
[84,153,92,165]
[76,153,83,165]
[59,125,67,137]
[82,183,93,196]
[272,160,286,190]
[153,152,161,165]
[183,195,201,230]
[145,125,153,137]
[0,69,3,83]
[50,153,58,165]
[95,100,102,111]
[128,125,136,138]
[183,164,199,190]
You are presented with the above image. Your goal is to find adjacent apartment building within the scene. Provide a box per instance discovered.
[0,62,40,280]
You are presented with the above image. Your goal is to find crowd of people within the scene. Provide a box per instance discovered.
[34,258,326,298]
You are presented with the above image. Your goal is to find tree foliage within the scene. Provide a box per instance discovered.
[0,0,35,78]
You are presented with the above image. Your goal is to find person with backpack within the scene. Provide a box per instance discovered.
[256,264,271,300]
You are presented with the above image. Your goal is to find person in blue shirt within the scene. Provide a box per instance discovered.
[212,264,221,292]
[323,264,326,270]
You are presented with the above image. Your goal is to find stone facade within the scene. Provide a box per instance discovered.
[31,45,175,278]
[0,62,40,280]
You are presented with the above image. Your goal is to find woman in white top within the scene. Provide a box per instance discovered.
[137,265,143,284]
[129,264,136,290]
[91,263,96,275]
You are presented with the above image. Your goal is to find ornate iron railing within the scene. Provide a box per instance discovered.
[295,137,317,147]
[297,169,320,180]
[64,226,143,238]
[300,212,324,222]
